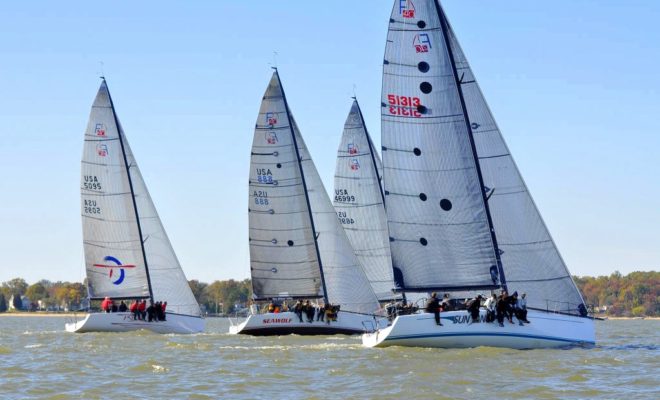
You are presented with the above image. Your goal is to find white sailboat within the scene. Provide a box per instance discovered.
[362,0,595,349]
[332,99,397,302]
[230,71,384,335]
[66,79,204,334]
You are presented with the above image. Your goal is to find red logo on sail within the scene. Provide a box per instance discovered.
[400,0,415,18]
[96,144,108,157]
[350,159,360,171]
[413,34,431,53]
[266,112,278,127]
[265,131,278,145]
[348,143,358,155]
[95,123,106,136]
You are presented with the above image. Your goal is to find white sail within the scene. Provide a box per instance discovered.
[333,100,396,301]
[248,72,324,300]
[444,17,586,312]
[292,117,381,314]
[81,81,150,299]
[122,131,201,317]
[382,0,499,291]
[81,81,200,317]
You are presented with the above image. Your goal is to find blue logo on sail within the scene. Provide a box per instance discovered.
[93,256,136,285]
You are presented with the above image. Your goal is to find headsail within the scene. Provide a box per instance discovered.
[81,81,201,317]
[292,117,381,314]
[443,13,585,312]
[333,100,396,301]
[382,0,500,292]
[248,72,325,300]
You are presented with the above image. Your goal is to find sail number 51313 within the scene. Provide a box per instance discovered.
[387,94,422,118]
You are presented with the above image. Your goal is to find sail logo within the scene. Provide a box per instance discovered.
[347,143,358,155]
[266,112,278,127]
[413,34,431,53]
[265,131,278,145]
[350,159,360,171]
[399,0,415,18]
[95,123,106,136]
[96,143,108,157]
[93,256,136,285]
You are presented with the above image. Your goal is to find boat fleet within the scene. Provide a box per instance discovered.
[66,0,596,349]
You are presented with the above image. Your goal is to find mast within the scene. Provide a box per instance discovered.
[103,78,155,302]
[435,1,507,291]
[274,69,329,304]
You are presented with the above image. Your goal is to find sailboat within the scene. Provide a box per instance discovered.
[362,0,595,349]
[332,99,397,302]
[229,70,384,335]
[66,79,204,334]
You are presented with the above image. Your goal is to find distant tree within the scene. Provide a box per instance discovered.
[0,293,7,312]
[1,278,28,298]
[188,280,208,306]
[26,283,49,305]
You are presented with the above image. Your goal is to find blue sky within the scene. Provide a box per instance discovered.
[0,0,658,284]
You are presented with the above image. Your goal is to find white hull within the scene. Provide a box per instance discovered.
[65,312,205,334]
[229,311,384,336]
[362,309,595,349]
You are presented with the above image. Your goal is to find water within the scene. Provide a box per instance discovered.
[0,317,657,399]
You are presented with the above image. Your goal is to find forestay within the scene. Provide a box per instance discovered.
[443,14,586,312]
[382,0,499,291]
[333,100,396,301]
[248,72,324,300]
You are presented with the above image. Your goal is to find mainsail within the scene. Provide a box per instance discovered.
[442,10,585,311]
[333,100,396,301]
[382,0,500,292]
[249,71,380,314]
[81,80,201,316]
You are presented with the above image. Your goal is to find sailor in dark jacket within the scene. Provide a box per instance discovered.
[467,295,483,323]
[425,292,443,326]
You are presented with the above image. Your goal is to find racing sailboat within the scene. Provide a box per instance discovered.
[362,0,595,349]
[332,99,397,302]
[230,70,383,335]
[66,79,204,334]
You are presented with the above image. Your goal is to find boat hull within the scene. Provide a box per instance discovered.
[229,311,383,336]
[362,309,595,349]
[65,312,205,334]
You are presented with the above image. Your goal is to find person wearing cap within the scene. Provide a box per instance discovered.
[425,292,442,326]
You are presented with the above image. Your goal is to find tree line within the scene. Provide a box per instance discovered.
[574,271,659,317]
[1,272,657,317]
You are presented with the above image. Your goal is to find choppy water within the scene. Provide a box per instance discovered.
[0,317,657,399]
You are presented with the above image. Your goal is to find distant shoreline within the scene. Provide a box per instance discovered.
[0,312,84,318]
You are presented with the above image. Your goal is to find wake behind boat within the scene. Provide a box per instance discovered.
[362,0,595,349]
[230,70,385,336]
[66,79,204,334]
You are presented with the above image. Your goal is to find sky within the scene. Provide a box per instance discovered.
[0,0,658,285]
